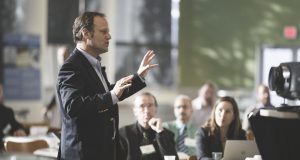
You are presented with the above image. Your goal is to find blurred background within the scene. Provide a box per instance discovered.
[1,0,300,127]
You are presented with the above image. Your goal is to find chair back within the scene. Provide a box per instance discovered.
[4,139,49,153]
[188,155,197,160]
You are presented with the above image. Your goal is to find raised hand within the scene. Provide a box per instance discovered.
[137,50,159,78]
[112,75,133,98]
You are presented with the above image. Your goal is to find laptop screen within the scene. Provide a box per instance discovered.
[223,140,259,160]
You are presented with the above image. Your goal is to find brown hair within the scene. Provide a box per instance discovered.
[72,12,105,43]
[203,96,242,139]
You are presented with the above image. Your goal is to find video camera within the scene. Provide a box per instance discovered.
[269,62,300,100]
[249,62,300,160]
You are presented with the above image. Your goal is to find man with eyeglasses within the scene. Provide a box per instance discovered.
[119,92,178,160]
[163,94,197,157]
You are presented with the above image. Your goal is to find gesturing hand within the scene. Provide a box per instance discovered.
[137,50,159,78]
[148,117,164,133]
[113,75,133,98]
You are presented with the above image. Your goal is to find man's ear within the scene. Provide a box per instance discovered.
[82,28,91,39]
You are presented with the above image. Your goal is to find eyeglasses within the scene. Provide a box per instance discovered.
[176,105,189,109]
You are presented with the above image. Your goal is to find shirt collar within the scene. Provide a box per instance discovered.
[176,119,190,134]
[176,119,185,128]
[77,47,101,68]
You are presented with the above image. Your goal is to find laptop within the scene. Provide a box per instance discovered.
[223,140,260,160]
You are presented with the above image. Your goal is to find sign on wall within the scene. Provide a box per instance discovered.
[3,33,41,100]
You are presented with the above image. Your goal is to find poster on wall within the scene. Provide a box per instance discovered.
[2,33,41,100]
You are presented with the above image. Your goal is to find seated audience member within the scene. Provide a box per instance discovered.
[163,94,197,156]
[0,84,26,151]
[119,92,179,160]
[242,84,274,139]
[195,96,246,160]
[191,83,217,127]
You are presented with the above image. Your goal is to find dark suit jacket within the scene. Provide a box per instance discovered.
[195,127,246,160]
[0,105,24,150]
[119,122,179,160]
[57,49,146,160]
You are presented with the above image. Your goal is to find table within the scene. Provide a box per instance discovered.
[0,152,56,160]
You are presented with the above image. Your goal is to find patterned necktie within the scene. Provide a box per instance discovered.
[178,126,188,154]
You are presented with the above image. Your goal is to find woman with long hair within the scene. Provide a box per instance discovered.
[195,96,246,159]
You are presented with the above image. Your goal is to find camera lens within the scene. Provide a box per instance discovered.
[269,62,300,100]
[268,66,284,92]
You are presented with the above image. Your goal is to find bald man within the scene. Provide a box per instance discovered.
[190,83,217,127]
[242,84,274,139]
[163,94,197,156]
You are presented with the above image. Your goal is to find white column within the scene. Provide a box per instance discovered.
[101,0,116,82]
[7,0,48,123]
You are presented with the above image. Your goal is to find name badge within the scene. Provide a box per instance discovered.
[184,137,196,147]
[140,144,156,155]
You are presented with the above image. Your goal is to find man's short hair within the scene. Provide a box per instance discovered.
[134,92,158,107]
[174,94,192,107]
[72,12,105,43]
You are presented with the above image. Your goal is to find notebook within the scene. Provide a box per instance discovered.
[222,140,260,160]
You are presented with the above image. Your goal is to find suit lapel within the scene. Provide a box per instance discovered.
[133,123,143,146]
[73,49,108,92]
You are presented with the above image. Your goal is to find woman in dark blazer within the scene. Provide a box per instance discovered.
[195,96,246,160]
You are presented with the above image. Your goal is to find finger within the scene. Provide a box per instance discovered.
[122,76,133,85]
[123,75,133,81]
[148,118,155,125]
[120,83,132,89]
[148,50,155,58]
[148,64,159,69]
[123,79,132,85]
[146,50,154,57]
[124,74,134,79]
[143,64,159,71]
[151,118,158,125]
[145,51,155,63]
[141,50,152,62]
[143,50,154,62]
[119,75,133,85]
[144,54,156,65]
[149,121,155,127]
